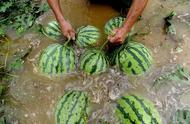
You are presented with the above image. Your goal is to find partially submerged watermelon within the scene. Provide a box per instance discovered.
[38,43,75,75]
[104,17,125,36]
[76,25,100,48]
[55,90,90,124]
[79,49,109,75]
[116,42,153,75]
[115,94,162,124]
[41,21,62,40]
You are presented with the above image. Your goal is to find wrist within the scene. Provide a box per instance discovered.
[121,26,130,34]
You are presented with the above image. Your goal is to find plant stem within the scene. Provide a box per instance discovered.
[64,38,71,46]
[100,40,109,50]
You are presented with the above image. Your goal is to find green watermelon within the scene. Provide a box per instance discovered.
[41,21,62,40]
[79,49,109,75]
[116,42,153,75]
[104,17,125,36]
[76,25,100,48]
[170,109,190,124]
[115,94,162,124]
[38,43,75,75]
[55,90,90,124]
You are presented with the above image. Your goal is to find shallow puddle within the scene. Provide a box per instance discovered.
[1,0,190,124]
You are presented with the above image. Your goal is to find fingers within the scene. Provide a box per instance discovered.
[69,29,75,40]
[64,29,76,41]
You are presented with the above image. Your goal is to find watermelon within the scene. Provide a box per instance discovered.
[38,43,75,75]
[55,90,90,124]
[115,94,162,124]
[76,25,100,48]
[104,17,125,36]
[41,21,62,40]
[116,42,153,75]
[170,109,190,124]
[79,49,109,75]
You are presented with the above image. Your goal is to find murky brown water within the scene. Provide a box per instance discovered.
[2,0,190,124]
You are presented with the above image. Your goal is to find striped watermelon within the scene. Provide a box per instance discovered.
[104,17,125,36]
[41,21,62,40]
[55,90,90,124]
[76,25,100,48]
[116,42,153,75]
[38,43,75,75]
[115,94,162,124]
[79,49,109,75]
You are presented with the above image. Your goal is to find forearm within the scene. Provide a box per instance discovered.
[123,0,148,31]
[47,0,66,22]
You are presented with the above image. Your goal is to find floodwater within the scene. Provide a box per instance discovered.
[2,0,190,124]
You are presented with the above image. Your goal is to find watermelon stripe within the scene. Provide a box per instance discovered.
[77,95,89,123]
[69,48,75,71]
[90,54,100,74]
[118,52,124,72]
[121,49,130,72]
[43,46,58,72]
[130,47,151,67]
[79,29,99,34]
[50,56,56,74]
[131,95,159,124]
[80,37,94,45]
[66,92,82,124]
[66,48,71,73]
[128,61,132,68]
[57,46,64,73]
[98,55,105,73]
[48,22,61,33]
[57,91,74,124]
[76,38,88,47]
[80,36,98,42]
[131,68,137,75]
[127,49,146,72]
[82,53,96,70]
[116,103,136,124]
[141,47,152,61]
[121,96,146,124]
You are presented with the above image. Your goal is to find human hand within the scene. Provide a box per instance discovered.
[60,20,75,40]
[108,27,129,44]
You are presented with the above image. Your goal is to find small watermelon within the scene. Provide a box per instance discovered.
[170,109,190,124]
[115,94,162,124]
[116,42,153,75]
[38,43,75,75]
[76,25,100,48]
[41,21,62,40]
[104,17,125,36]
[79,49,109,75]
[55,90,90,124]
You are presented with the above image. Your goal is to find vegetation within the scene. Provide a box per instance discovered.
[0,0,49,36]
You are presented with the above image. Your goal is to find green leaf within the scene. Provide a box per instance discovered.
[164,11,177,35]
[0,1,13,12]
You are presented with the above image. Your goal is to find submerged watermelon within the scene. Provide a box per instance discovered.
[79,49,109,75]
[115,94,162,124]
[41,21,62,40]
[76,25,100,48]
[55,90,90,124]
[104,17,125,36]
[116,42,153,75]
[38,43,75,75]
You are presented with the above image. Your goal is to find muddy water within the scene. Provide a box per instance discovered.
[3,0,190,124]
